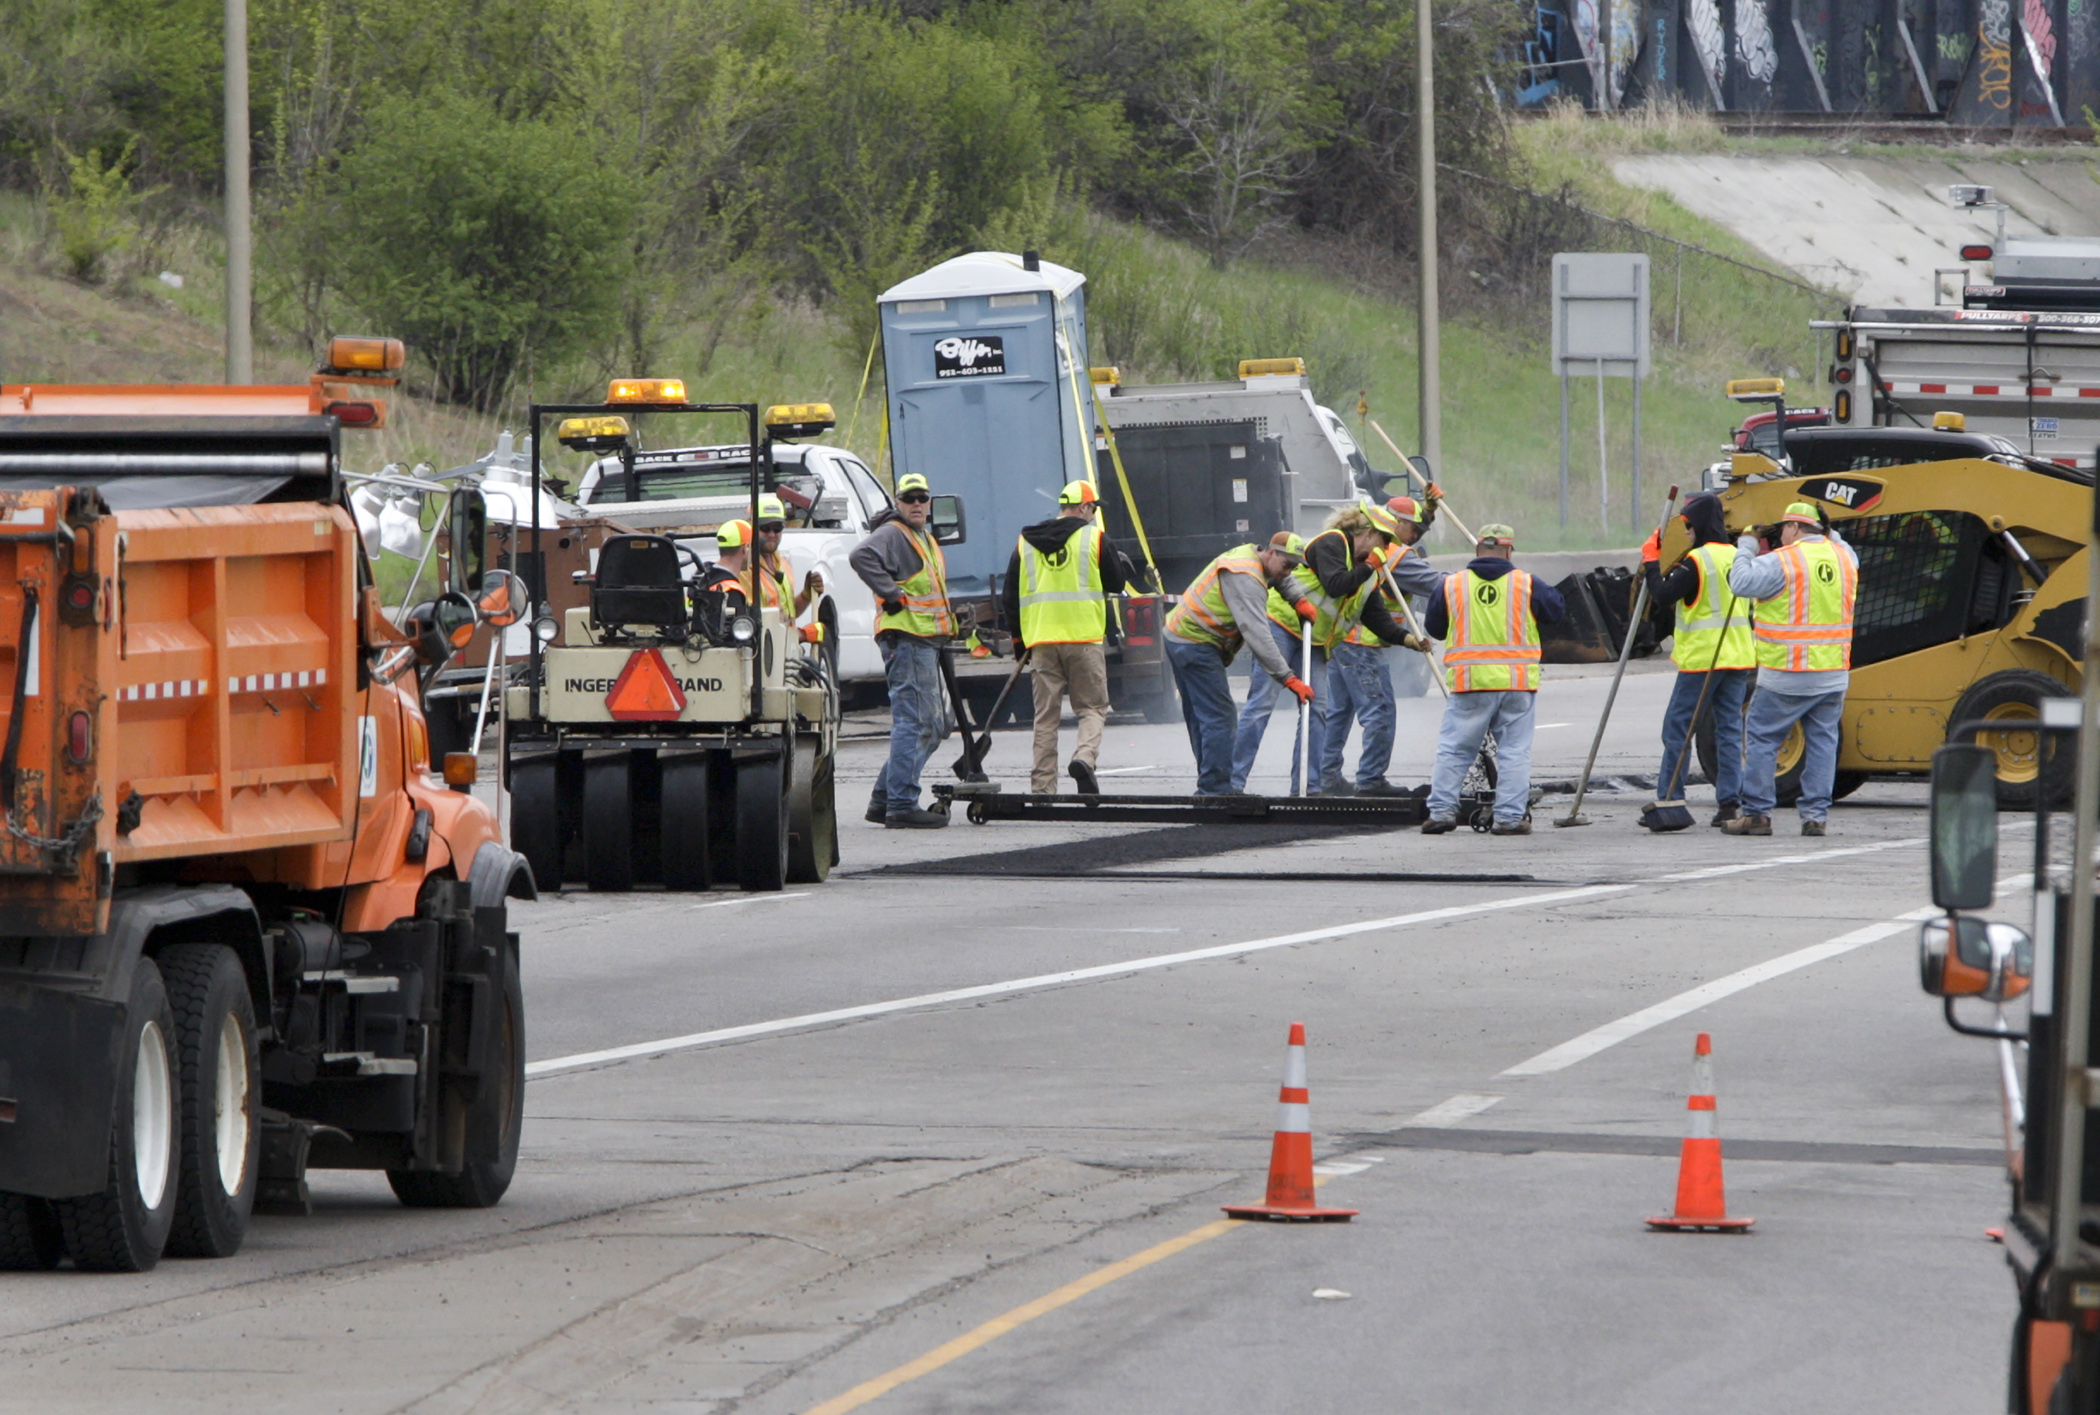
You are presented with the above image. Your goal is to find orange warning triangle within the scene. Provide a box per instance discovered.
[606,648,687,721]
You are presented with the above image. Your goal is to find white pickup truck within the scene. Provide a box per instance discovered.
[569,437,895,687]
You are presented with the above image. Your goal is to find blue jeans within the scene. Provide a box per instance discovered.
[873,634,946,812]
[1166,635,1238,795]
[1741,684,1845,822]
[1230,621,1328,794]
[1658,667,1751,803]
[1428,690,1537,825]
[1317,641,1398,789]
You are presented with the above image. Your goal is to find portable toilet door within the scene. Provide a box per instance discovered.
[878,252,1095,601]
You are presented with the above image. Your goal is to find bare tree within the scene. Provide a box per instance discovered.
[1159,54,1313,266]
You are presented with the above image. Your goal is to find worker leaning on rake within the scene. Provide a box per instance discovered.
[1316,494,1445,797]
[1639,492,1755,829]
[1228,497,1433,796]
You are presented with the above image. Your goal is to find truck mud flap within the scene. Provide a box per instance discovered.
[0,981,124,1198]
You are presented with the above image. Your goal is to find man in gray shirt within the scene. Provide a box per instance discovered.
[1162,533,1315,795]
[1722,501,1859,837]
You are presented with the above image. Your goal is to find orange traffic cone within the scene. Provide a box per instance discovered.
[1646,1032,1754,1232]
[1223,1022,1358,1222]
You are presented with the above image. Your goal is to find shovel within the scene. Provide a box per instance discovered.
[952,648,1030,782]
[1641,594,1740,832]
[1556,485,1679,828]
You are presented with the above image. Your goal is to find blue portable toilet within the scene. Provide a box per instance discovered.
[879,252,1094,601]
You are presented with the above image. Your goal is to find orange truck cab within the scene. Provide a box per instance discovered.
[0,345,536,1273]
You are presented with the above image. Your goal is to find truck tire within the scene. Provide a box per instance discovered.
[1139,674,1180,725]
[582,757,635,892]
[660,758,712,891]
[736,756,788,892]
[51,958,179,1271]
[1950,668,2074,809]
[159,944,258,1259]
[388,937,524,1209]
[510,757,564,891]
[787,742,835,884]
[0,1193,61,1270]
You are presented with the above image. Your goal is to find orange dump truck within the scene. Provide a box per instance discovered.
[0,345,536,1272]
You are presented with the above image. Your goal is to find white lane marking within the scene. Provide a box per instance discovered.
[1535,722,1572,729]
[1094,765,1159,775]
[1311,1161,1373,1177]
[1502,908,1941,1076]
[1653,837,1922,882]
[525,883,1634,1079]
[1403,1093,1504,1126]
[999,926,1183,934]
[686,892,812,910]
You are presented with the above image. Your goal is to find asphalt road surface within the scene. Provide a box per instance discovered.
[0,668,2022,1412]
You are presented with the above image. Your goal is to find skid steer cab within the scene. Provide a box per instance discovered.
[505,386,840,894]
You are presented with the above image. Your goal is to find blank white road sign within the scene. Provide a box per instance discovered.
[1552,253,1651,378]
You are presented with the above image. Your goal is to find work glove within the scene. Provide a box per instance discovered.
[1364,545,1392,571]
[804,569,825,595]
[1283,675,1315,705]
[1640,528,1661,563]
[881,595,905,616]
[1293,599,1317,624]
[1401,632,1431,653]
[798,623,825,644]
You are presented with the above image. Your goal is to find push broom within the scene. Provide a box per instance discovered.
[1642,593,1741,833]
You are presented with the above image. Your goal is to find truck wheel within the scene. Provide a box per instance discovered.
[661,758,712,890]
[159,943,258,1259]
[0,1193,62,1270]
[388,939,524,1209]
[787,742,835,884]
[1139,675,1180,725]
[510,758,563,891]
[52,958,178,1271]
[735,756,789,892]
[1951,668,2074,809]
[582,757,636,892]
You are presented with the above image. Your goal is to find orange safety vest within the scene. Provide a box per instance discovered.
[1752,538,1857,672]
[1442,567,1542,692]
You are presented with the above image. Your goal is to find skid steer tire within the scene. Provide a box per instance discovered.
[0,1193,62,1270]
[1693,695,1801,805]
[735,756,789,893]
[582,757,636,893]
[660,758,712,891]
[510,757,563,891]
[52,958,179,1272]
[1951,669,2075,810]
[159,944,259,1259]
[786,743,835,885]
[388,936,524,1210]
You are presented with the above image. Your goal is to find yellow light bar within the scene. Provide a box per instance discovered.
[556,415,632,450]
[765,402,837,430]
[1239,357,1305,378]
[607,377,689,404]
[324,335,406,373]
[1932,410,1967,431]
[1725,377,1786,402]
[1089,366,1121,386]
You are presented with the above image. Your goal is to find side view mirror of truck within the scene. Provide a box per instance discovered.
[1929,742,1998,911]
[474,568,528,628]
[930,494,966,546]
[1918,915,2033,1001]
[401,592,481,686]
[449,487,488,594]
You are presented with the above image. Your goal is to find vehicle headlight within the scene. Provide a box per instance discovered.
[730,614,757,644]
[532,614,560,644]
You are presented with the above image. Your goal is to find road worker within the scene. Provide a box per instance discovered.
[1231,500,1426,795]
[1722,500,1857,838]
[702,519,753,610]
[1421,523,1565,835]
[849,472,953,829]
[1640,492,1754,826]
[1163,532,1311,797]
[755,493,825,642]
[1316,495,1444,796]
[999,479,1134,796]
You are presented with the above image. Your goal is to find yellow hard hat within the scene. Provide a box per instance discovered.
[896,473,931,498]
[757,493,787,526]
[1781,501,1823,525]
[716,518,752,549]
[1058,479,1099,506]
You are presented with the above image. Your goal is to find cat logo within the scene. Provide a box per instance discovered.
[1475,581,1501,608]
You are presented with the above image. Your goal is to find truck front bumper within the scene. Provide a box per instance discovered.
[0,979,123,1199]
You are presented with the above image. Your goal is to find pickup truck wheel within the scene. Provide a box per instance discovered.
[660,758,712,890]
[735,756,788,892]
[582,757,636,892]
[52,958,178,1271]
[160,944,258,1258]
[388,939,524,1209]
[510,758,564,891]
[0,1193,62,1269]
[786,743,835,884]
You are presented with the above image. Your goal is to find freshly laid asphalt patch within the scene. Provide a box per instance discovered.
[1343,1125,2001,1168]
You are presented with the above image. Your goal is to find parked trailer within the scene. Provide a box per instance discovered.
[0,343,535,1273]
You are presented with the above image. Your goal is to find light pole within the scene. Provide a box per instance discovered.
[1416,0,1440,474]
[223,0,252,384]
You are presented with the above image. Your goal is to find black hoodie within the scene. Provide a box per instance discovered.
[1001,515,1133,648]
[1644,492,1731,611]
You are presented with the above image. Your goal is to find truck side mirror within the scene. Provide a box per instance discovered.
[475,568,527,628]
[448,487,487,594]
[1929,742,1997,911]
[930,494,967,546]
[1407,455,1435,482]
[1919,915,2033,1001]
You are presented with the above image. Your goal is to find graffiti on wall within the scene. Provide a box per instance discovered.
[1735,0,1780,86]
[1978,0,2014,111]
[1687,0,1728,96]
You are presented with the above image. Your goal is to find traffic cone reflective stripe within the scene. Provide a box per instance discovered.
[1646,1032,1754,1233]
[1223,1022,1358,1222]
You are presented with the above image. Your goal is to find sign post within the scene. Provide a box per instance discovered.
[1552,254,1651,533]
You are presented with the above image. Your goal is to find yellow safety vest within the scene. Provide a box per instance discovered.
[1265,529,1373,649]
[758,549,796,619]
[1343,545,1414,646]
[1752,538,1856,672]
[1443,567,1542,692]
[1016,523,1106,645]
[1671,542,1754,671]
[1167,544,1263,651]
[876,524,954,638]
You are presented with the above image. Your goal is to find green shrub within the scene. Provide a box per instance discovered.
[50,138,142,282]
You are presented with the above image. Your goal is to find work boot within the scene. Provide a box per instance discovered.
[1068,760,1100,796]
[1721,813,1772,836]
[1490,818,1532,836]
[1801,819,1827,837]
[865,798,888,825]
[1710,803,1739,827]
[885,807,948,829]
[1421,816,1459,835]
[1357,780,1406,797]
[1319,777,1356,797]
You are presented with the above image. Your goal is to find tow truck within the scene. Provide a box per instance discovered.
[503,384,843,893]
[0,340,535,1273]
